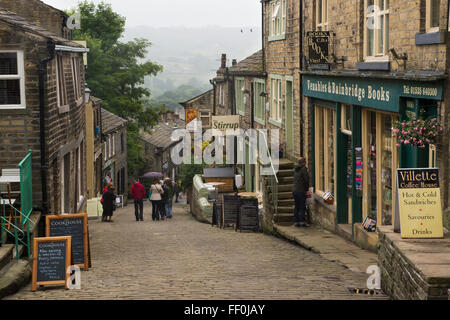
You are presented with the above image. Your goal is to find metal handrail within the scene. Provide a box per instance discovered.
[258,129,279,183]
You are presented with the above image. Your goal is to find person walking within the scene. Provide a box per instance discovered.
[102,185,116,222]
[149,179,164,221]
[164,178,175,219]
[100,183,112,222]
[130,178,146,221]
[174,180,180,203]
[293,157,310,228]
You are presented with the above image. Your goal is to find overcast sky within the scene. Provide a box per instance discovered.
[42,0,261,28]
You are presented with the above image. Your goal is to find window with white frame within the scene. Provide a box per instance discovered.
[112,133,115,156]
[200,111,211,127]
[254,79,266,124]
[235,78,245,116]
[71,56,82,103]
[0,51,26,109]
[427,0,440,32]
[269,0,286,40]
[108,135,112,158]
[364,0,389,60]
[270,77,282,123]
[56,55,68,108]
[218,84,224,106]
[316,0,328,31]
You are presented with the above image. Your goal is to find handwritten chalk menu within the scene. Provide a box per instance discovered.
[397,168,444,238]
[32,236,71,291]
[46,213,89,270]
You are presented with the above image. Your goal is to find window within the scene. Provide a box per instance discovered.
[235,78,245,116]
[112,134,115,156]
[269,76,282,124]
[121,132,125,154]
[316,0,328,31]
[0,51,26,109]
[341,104,352,134]
[254,79,266,124]
[218,84,224,106]
[269,0,286,41]
[364,0,389,60]
[200,111,211,127]
[56,55,68,108]
[427,0,440,32]
[108,135,111,158]
[71,57,82,103]
[314,105,336,196]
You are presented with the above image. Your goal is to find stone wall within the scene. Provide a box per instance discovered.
[378,226,450,300]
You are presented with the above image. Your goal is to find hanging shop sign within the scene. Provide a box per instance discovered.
[185,108,198,125]
[396,168,444,239]
[307,31,330,65]
[303,75,443,112]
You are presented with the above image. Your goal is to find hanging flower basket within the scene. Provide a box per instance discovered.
[392,118,443,149]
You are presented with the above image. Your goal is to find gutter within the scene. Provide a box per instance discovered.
[55,45,90,53]
[38,40,56,215]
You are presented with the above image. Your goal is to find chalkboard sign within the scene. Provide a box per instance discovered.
[32,236,71,291]
[221,195,240,228]
[46,213,89,270]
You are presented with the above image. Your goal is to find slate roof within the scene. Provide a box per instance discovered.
[140,122,177,150]
[179,89,214,108]
[101,108,127,134]
[0,7,84,48]
[228,50,264,75]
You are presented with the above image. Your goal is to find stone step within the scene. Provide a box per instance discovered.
[277,206,295,214]
[277,169,294,178]
[278,159,294,170]
[270,192,293,200]
[0,259,31,299]
[273,213,294,223]
[267,184,294,193]
[0,244,14,271]
[278,176,294,184]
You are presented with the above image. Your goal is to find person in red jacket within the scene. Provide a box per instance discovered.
[130,178,146,221]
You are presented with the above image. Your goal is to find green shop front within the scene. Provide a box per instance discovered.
[302,73,443,231]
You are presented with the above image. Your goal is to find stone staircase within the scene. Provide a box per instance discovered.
[265,159,295,226]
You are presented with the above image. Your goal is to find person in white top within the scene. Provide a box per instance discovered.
[149,179,164,221]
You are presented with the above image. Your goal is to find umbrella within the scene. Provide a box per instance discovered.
[142,172,164,179]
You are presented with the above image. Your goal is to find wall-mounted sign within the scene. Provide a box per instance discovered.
[185,108,198,125]
[303,75,443,113]
[211,115,240,133]
[396,168,444,239]
[307,31,330,65]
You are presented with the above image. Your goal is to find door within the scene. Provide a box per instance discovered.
[285,79,294,155]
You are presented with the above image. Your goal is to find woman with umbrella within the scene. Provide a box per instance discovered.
[149,178,164,221]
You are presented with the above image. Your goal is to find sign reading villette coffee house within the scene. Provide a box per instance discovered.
[397,168,444,239]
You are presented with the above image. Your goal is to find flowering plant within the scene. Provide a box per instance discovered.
[392,118,443,149]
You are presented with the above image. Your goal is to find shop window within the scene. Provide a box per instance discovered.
[381,114,393,225]
[426,0,440,33]
[316,0,328,31]
[0,51,26,109]
[364,0,389,60]
[341,104,352,134]
[314,105,336,196]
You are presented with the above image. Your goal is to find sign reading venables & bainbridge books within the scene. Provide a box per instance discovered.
[396,168,444,239]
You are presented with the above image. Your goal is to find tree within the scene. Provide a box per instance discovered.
[68,1,163,177]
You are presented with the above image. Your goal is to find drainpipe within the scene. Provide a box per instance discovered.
[209,79,216,115]
[299,0,304,158]
[262,0,265,72]
[38,41,56,215]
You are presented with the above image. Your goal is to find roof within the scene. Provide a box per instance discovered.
[179,89,214,108]
[203,167,235,178]
[101,108,127,134]
[228,50,264,76]
[0,8,84,48]
[140,122,177,150]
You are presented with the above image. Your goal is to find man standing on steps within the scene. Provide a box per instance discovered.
[293,157,310,228]
[130,178,146,221]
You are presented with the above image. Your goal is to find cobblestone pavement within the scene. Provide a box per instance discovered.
[6,202,387,300]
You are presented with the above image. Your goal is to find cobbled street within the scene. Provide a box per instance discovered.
[6,202,387,300]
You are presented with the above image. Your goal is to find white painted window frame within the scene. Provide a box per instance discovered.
[316,0,329,31]
[426,0,440,33]
[0,50,26,109]
[364,0,390,61]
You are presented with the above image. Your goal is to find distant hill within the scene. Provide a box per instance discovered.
[121,25,261,98]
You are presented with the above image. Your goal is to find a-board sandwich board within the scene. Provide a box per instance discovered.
[46,213,89,270]
[31,236,71,291]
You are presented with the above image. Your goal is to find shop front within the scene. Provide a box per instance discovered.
[302,73,444,233]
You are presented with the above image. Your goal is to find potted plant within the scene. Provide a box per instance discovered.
[392,117,443,149]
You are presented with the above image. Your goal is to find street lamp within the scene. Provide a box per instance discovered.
[85,84,91,103]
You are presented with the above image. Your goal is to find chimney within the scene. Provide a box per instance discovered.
[221,54,227,68]
[232,59,237,66]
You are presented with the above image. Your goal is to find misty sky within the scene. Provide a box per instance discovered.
[42,0,261,28]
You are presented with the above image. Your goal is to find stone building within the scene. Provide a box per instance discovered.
[101,108,128,201]
[85,96,104,200]
[179,89,214,129]
[0,4,88,215]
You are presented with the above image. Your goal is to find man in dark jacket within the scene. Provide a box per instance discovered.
[130,178,146,221]
[293,157,310,228]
